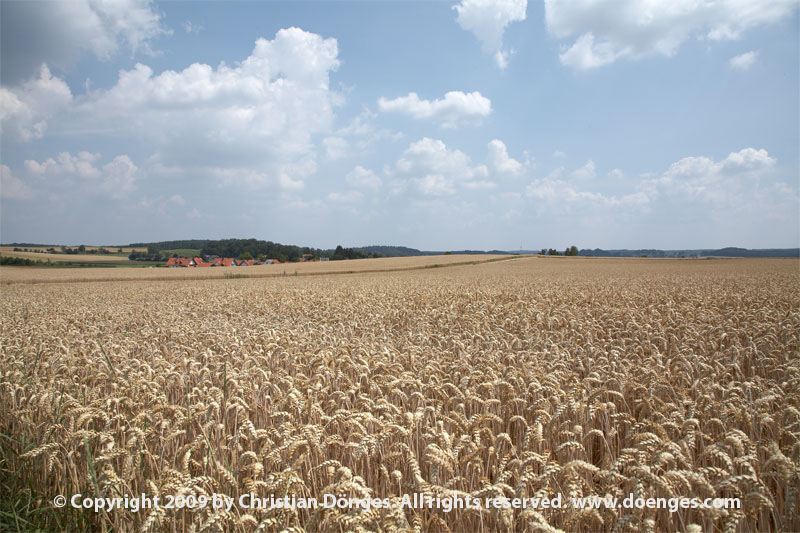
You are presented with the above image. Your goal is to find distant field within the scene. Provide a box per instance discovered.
[0,246,145,254]
[0,250,131,263]
[0,254,510,284]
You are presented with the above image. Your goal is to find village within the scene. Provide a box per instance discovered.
[165,254,328,268]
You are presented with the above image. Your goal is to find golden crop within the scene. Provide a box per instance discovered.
[1,257,798,532]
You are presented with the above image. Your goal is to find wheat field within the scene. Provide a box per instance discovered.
[1,257,798,532]
[0,254,507,284]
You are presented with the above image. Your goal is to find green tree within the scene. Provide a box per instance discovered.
[565,245,579,256]
[333,245,346,261]
[239,252,253,261]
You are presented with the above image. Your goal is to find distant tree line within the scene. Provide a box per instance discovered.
[11,245,120,255]
[122,239,388,262]
[331,245,382,260]
[201,239,318,263]
[540,246,579,256]
[128,247,166,262]
[1,256,49,266]
[127,239,212,251]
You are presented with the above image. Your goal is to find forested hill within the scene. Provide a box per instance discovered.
[120,240,799,260]
[357,246,513,256]
[125,239,320,262]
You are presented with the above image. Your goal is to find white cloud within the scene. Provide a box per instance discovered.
[526,147,785,218]
[73,27,340,190]
[0,65,72,142]
[137,193,186,215]
[546,0,798,69]
[395,138,491,197]
[61,0,167,59]
[570,159,596,180]
[377,91,491,128]
[102,155,138,199]
[323,137,350,161]
[454,0,527,68]
[488,139,523,175]
[558,33,624,69]
[183,21,203,34]
[324,108,402,160]
[553,150,566,158]
[608,168,624,179]
[415,174,456,197]
[345,166,381,191]
[526,177,648,208]
[328,190,364,202]
[729,51,758,70]
[647,147,777,206]
[1,165,34,199]
[23,151,138,199]
[0,0,169,82]
[398,138,488,179]
[26,151,100,179]
[463,180,497,190]
[168,194,185,206]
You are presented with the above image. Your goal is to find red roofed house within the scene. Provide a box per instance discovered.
[166,257,191,267]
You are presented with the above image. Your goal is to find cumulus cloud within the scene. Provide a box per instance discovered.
[415,174,457,196]
[526,147,786,218]
[395,138,490,196]
[345,166,382,191]
[730,51,758,70]
[72,27,340,190]
[0,0,169,82]
[398,138,488,179]
[323,137,350,161]
[454,0,527,68]
[102,155,138,199]
[570,159,596,180]
[26,151,100,178]
[608,168,624,179]
[328,190,364,202]
[1,165,34,200]
[488,139,523,175]
[378,91,491,128]
[0,65,72,142]
[183,21,203,34]
[646,147,776,206]
[463,180,497,190]
[526,177,648,208]
[324,109,402,160]
[546,0,798,69]
[23,151,138,199]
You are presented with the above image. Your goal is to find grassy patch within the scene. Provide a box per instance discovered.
[0,430,95,532]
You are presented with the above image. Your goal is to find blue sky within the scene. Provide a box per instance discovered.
[1,0,798,250]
